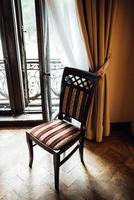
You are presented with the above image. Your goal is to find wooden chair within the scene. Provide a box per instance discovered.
[26,67,99,190]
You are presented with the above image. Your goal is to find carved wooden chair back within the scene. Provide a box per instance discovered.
[59,67,99,127]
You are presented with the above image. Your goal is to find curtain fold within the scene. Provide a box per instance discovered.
[76,0,116,141]
[45,0,90,71]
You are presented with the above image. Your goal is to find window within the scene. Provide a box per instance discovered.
[0,0,63,118]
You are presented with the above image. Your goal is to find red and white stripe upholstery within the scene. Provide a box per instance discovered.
[28,119,80,150]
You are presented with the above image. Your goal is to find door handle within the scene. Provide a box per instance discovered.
[43,72,50,77]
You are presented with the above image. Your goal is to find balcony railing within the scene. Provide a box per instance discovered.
[0,59,10,109]
[0,59,64,111]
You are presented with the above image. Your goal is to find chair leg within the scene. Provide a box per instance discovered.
[53,153,60,190]
[79,138,84,163]
[26,133,33,168]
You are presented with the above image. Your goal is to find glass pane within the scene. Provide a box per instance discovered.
[21,0,41,110]
[0,33,10,110]
[21,0,38,59]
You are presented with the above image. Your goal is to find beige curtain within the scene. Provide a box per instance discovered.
[76,0,116,141]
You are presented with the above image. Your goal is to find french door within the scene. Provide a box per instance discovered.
[0,0,25,115]
[16,0,52,121]
[0,0,62,120]
[0,27,10,113]
[0,0,45,116]
[15,0,42,112]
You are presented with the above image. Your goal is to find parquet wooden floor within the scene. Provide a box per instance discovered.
[0,128,134,200]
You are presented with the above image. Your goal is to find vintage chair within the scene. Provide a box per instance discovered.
[26,67,99,190]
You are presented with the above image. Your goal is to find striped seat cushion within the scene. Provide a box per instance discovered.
[28,119,81,150]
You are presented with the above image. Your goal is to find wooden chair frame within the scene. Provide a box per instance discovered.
[26,67,99,190]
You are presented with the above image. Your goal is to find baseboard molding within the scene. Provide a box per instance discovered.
[110,122,132,135]
[131,122,134,135]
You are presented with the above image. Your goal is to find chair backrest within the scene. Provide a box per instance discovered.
[59,67,100,126]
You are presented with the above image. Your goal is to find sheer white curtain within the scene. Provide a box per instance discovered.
[46,0,90,71]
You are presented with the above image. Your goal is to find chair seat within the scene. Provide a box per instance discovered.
[28,119,81,150]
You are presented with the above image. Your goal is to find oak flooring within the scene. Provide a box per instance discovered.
[0,128,134,200]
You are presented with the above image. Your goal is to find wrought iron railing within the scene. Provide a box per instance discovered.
[0,59,10,108]
[0,58,64,109]
[25,59,64,106]
[49,59,64,102]
[25,59,41,102]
